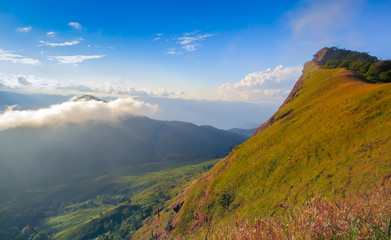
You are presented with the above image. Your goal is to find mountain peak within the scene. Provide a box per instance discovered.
[312,47,352,65]
[70,95,106,102]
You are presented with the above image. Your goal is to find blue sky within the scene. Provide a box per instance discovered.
[0,0,391,103]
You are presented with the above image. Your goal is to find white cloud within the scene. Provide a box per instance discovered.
[288,0,363,39]
[16,26,32,32]
[0,72,57,89]
[153,33,163,41]
[48,55,105,64]
[166,48,183,55]
[219,65,302,103]
[55,84,96,92]
[104,84,183,98]
[39,38,83,47]
[0,71,182,98]
[182,44,199,52]
[104,85,151,96]
[164,31,214,54]
[46,31,56,37]
[176,32,214,52]
[177,33,213,45]
[0,49,40,65]
[0,97,158,129]
[68,22,82,29]
[155,88,179,97]
[17,77,31,86]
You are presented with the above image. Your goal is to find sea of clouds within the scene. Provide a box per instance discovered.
[0,97,157,129]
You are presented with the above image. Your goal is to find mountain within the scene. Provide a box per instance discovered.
[137,96,278,129]
[132,48,391,238]
[0,116,247,188]
[228,128,257,138]
[71,95,107,102]
[0,109,248,239]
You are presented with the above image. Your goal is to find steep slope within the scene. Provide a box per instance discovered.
[143,48,391,237]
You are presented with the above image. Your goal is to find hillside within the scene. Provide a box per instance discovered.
[134,48,391,238]
[0,108,248,239]
[0,115,247,188]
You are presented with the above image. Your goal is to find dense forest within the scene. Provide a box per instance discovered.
[318,47,391,83]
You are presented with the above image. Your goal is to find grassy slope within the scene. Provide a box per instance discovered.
[168,61,391,237]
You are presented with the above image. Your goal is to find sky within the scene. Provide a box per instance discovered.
[0,0,391,104]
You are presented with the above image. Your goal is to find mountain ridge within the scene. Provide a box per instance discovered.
[132,48,391,238]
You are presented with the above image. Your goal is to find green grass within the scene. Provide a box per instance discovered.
[172,61,391,237]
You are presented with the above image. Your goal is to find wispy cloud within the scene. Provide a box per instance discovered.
[0,49,40,65]
[48,55,105,64]
[46,31,56,37]
[176,32,214,52]
[166,48,183,55]
[0,98,158,129]
[16,26,32,32]
[39,38,83,47]
[153,33,163,41]
[177,33,213,45]
[219,65,302,103]
[163,31,214,54]
[182,44,199,52]
[68,22,82,29]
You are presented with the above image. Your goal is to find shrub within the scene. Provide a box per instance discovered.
[218,193,235,212]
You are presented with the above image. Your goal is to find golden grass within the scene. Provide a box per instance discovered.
[171,62,391,237]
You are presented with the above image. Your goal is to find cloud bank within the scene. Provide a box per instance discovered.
[0,72,60,90]
[0,98,158,129]
[104,84,184,98]
[0,71,183,98]
[0,49,40,65]
[219,65,302,103]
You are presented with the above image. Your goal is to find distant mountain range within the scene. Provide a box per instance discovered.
[228,127,256,137]
[0,106,248,190]
[0,91,278,129]
[0,95,251,239]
